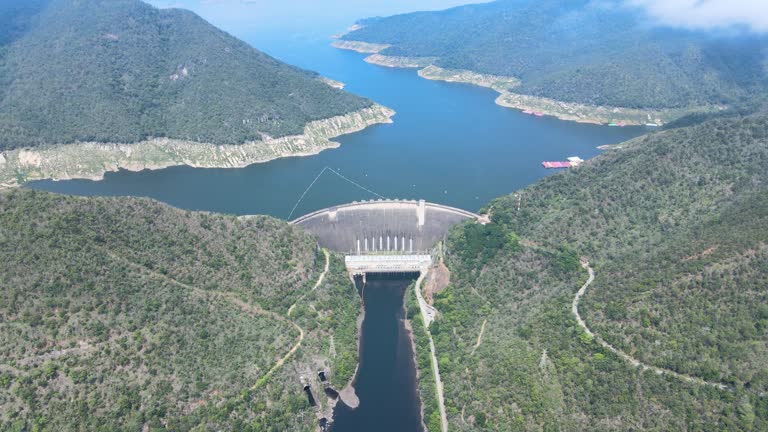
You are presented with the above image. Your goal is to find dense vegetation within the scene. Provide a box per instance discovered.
[344,0,768,110]
[224,254,362,432]
[427,113,768,430]
[405,283,441,432]
[0,190,360,431]
[0,0,372,150]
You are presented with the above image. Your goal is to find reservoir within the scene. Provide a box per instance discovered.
[27,32,644,218]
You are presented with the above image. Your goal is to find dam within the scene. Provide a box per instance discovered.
[293,199,481,431]
[291,199,483,275]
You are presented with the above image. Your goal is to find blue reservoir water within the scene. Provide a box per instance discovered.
[28,35,644,219]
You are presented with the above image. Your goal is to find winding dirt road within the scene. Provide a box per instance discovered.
[415,270,449,432]
[470,319,487,355]
[288,248,330,317]
[572,263,730,391]
[254,249,330,389]
[106,250,330,391]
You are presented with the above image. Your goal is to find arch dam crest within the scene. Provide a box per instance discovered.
[291,199,486,276]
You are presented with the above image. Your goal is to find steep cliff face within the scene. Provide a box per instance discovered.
[0,105,394,187]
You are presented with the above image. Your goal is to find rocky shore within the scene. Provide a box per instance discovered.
[364,54,437,69]
[330,40,390,54]
[334,40,722,127]
[0,104,395,188]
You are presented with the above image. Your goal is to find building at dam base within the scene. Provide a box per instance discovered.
[345,254,432,275]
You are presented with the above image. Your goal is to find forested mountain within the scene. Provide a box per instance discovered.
[0,0,372,150]
[0,190,360,431]
[430,113,768,430]
[343,0,768,110]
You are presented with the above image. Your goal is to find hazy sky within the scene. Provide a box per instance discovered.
[146,0,768,38]
[146,0,490,38]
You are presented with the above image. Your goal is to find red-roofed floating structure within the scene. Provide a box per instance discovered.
[542,161,572,169]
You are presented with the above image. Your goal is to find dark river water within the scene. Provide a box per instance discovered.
[333,274,423,432]
[26,17,647,430]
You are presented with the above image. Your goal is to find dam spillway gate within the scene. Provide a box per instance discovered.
[291,199,482,276]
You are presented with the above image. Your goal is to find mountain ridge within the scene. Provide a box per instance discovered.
[341,0,768,115]
[0,0,375,150]
[429,111,768,430]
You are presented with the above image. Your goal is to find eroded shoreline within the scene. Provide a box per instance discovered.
[333,40,722,127]
[0,104,395,188]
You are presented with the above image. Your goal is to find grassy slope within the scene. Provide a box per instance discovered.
[0,190,359,431]
[0,0,372,150]
[432,114,768,430]
[343,0,768,110]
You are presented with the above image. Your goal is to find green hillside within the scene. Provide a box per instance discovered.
[343,0,768,110]
[0,0,372,150]
[429,113,768,430]
[0,190,360,431]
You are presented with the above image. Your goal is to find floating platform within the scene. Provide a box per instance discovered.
[542,161,572,169]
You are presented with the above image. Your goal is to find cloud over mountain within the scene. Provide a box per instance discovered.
[626,0,768,32]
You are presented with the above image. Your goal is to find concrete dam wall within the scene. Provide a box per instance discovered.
[291,200,479,254]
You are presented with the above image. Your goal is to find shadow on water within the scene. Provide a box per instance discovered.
[332,272,423,432]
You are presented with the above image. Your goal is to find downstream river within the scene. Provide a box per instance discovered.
[333,274,423,432]
[28,14,646,431]
[28,34,644,218]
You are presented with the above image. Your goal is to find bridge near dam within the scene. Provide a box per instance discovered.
[291,199,484,275]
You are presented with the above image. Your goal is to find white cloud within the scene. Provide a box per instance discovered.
[626,0,768,32]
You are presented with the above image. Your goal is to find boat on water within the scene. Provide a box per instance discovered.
[542,161,572,168]
[543,156,584,169]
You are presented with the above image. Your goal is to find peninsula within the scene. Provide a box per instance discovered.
[0,0,393,187]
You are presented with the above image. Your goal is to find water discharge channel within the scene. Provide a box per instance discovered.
[332,273,423,432]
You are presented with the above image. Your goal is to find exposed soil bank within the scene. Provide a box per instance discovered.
[334,41,723,127]
[0,104,394,188]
